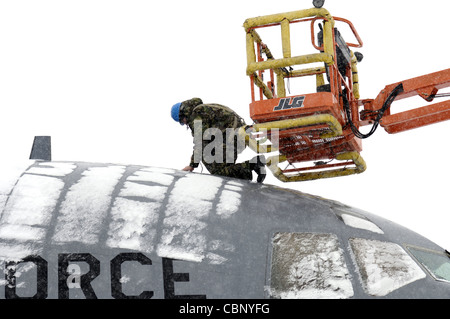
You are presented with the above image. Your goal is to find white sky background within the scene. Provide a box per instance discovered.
[0,0,449,250]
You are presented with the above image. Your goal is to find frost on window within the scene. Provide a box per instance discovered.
[270,232,354,299]
[350,238,426,296]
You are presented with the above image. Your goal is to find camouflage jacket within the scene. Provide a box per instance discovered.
[179,98,246,168]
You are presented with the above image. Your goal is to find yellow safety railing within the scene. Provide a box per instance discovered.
[237,116,366,182]
[237,126,277,154]
[252,114,342,139]
[244,8,336,100]
[267,151,367,182]
[351,51,360,99]
[237,113,343,156]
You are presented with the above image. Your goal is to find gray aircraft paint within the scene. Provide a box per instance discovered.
[0,160,449,299]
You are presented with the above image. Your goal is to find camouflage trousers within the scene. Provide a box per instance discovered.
[200,139,253,181]
[204,161,253,181]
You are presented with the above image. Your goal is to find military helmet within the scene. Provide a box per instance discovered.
[171,102,182,123]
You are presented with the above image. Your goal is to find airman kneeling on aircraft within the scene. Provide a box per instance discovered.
[171,98,266,183]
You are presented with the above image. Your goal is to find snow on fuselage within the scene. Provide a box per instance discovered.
[0,160,449,299]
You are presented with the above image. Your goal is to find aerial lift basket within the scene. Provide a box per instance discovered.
[242,7,366,182]
[241,6,450,182]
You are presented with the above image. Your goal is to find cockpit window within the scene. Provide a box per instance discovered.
[270,232,354,299]
[349,238,426,296]
[407,246,450,283]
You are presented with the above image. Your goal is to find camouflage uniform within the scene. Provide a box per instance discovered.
[179,98,253,180]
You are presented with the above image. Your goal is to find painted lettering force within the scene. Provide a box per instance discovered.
[4,253,206,299]
[179,303,270,316]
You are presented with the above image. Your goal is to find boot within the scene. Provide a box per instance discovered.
[251,155,266,183]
